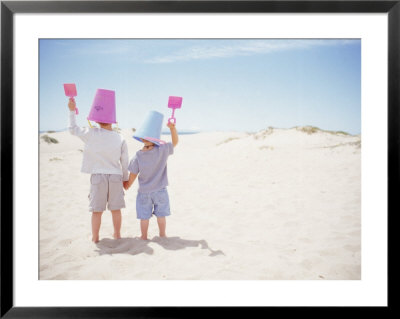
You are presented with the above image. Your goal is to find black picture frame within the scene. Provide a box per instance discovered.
[1,0,396,317]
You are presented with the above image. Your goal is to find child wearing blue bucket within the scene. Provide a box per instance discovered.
[123,110,178,240]
[68,89,129,243]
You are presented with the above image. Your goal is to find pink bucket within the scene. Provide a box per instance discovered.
[87,89,116,124]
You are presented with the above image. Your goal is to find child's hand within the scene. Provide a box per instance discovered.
[125,173,137,190]
[68,98,76,111]
[167,121,176,130]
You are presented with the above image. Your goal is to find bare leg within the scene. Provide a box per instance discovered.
[111,210,122,239]
[157,217,167,237]
[140,219,149,240]
[91,212,103,243]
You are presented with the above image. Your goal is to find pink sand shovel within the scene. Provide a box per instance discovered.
[63,83,79,114]
[168,96,182,124]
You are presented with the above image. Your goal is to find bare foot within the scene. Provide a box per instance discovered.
[92,236,99,243]
[113,233,121,239]
[140,236,148,240]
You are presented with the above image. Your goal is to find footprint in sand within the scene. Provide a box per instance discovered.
[48,274,69,280]
[298,237,312,244]
[318,249,338,257]
[109,260,137,274]
[40,250,57,260]
[300,258,322,271]
[284,221,299,227]
[339,215,355,222]
[53,254,80,263]
[348,230,361,237]
[40,264,49,272]
[68,264,83,272]
[57,239,72,247]
[40,237,56,245]
[343,244,361,253]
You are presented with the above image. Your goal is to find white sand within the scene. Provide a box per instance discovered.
[39,126,361,280]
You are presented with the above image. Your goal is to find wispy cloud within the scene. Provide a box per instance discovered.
[49,38,358,64]
[52,40,139,57]
[145,39,358,64]
[69,44,132,56]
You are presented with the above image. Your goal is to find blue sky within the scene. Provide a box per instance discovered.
[39,39,361,134]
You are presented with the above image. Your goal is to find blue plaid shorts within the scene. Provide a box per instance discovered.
[136,188,170,220]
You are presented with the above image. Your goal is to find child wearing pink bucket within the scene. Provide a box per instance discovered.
[123,110,178,240]
[68,89,129,243]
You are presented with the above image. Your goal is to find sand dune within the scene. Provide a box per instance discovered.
[39,126,361,280]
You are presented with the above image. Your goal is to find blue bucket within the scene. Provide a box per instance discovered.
[133,110,166,146]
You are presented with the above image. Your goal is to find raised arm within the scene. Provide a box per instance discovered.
[68,98,90,141]
[167,122,179,147]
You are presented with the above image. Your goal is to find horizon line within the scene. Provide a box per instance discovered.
[39,125,360,136]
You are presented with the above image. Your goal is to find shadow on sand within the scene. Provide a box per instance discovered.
[95,236,224,257]
[151,236,225,257]
[95,237,154,256]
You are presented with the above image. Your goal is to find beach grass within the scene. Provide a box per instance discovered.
[41,134,59,144]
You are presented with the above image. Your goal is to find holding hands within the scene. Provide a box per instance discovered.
[123,173,137,191]
[123,122,178,193]
[123,181,130,190]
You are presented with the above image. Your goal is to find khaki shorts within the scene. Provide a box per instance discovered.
[88,174,125,212]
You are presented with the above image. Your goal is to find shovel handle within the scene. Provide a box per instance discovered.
[68,97,79,114]
[168,117,176,124]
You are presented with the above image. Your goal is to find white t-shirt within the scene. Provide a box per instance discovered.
[68,111,129,181]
